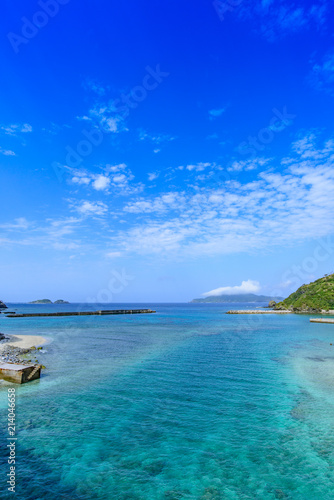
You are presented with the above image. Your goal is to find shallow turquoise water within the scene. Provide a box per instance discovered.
[1,303,334,499]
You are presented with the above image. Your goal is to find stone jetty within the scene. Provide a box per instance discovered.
[6,309,156,318]
[226,310,292,314]
[310,318,334,324]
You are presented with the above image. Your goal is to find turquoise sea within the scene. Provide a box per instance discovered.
[1,303,334,499]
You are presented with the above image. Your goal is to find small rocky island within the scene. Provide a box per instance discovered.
[29,299,69,304]
[0,301,8,309]
[272,273,334,313]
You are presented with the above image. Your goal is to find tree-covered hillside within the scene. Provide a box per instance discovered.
[274,274,334,312]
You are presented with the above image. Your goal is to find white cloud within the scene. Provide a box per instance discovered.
[112,174,126,184]
[21,123,33,133]
[76,115,92,122]
[228,157,271,172]
[75,201,108,217]
[209,107,226,119]
[69,164,143,196]
[185,162,213,172]
[88,106,122,133]
[123,192,184,213]
[92,175,110,191]
[106,251,122,258]
[148,172,159,181]
[72,176,91,185]
[203,280,261,297]
[106,163,127,173]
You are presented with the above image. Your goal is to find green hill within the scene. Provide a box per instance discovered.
[274,273,334,312]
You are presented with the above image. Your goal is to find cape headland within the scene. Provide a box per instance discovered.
[272,273,334,313]
[191,293,283,303]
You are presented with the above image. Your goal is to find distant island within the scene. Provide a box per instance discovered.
[273,273,334,313]
[29,299,70,304]
[191,293,284,303]
[0,300,8,309]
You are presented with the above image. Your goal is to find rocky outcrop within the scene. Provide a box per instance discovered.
[0,301,8,309]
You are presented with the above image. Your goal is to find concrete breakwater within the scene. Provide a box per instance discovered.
[226,310,292,314]
[6,309,156,318]
[310,318,334,324]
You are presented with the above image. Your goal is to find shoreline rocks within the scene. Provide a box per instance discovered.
[0,336,42,365]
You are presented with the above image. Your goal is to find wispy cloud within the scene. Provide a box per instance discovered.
[0,217,30,230]
[208,107,226,119]
[203,280,260,297]
[106,251,122,258]
[0,147,15,156]
[236,0,328,41]
[108,133,334,258]
[73,200,108,217]
[0,217,82,251]
[228,157,271,172]
[180,162,216,172]
[138,129,175,144]
[148,172,159,181]
[87,107,119,132]
[138,129,175,153]
[124,192,184,214]
[82,78,108,96]
[309,50,334,96]
[0,123,33,136]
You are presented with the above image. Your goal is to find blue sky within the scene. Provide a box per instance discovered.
[1,0,334,302]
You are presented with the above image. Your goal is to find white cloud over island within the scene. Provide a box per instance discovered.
[202,280,260,297]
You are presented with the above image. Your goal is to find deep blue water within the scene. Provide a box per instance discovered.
[1,303,334,499]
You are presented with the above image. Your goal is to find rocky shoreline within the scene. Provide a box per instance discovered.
[0,333,43,366]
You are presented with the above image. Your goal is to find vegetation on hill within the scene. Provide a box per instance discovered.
[274,273,334,312]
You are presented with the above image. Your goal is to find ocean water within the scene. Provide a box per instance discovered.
[1,303,334,499]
